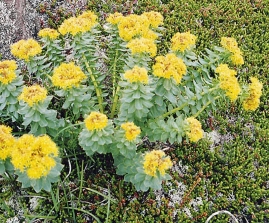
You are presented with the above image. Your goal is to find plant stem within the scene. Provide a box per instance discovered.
[112,50,118,96]
[179,177,201,207]
[193,96,221,118]
[83,55,104,113]
[156,87,219,119]
[109,85,120,119]
[78,160,84,202]
[53,122,83,139]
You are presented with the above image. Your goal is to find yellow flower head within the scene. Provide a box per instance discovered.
[243,77,263,111]
[18,85,47,107]
[124,66,149,84]
[10,39,42,61]
[33,135,59,157]
[11,134,59,179]
[0,60,17,70]
[185,117,203,142]
[171,32,197,52]
[78,10,98,22]
[0,125,15,160]
[11,134,35,171]
[58,17,77,36]
[215,64,241,101]
[142,29,158,40]
[58,11,97,36]
[52,62,87,89]
[106,12,123,25]
[38,28,60,40]
[121,122,141,141]
[220,37,240,54]
[118,14,150,41]
[152,53,187,84]
[0,60,17,84]
[85,112,108,131]
[127,37,157,57]
[25,135,58,179]
[26,156,56,179]
[230,51,244,66]
[143,150,173,177]
[142,11,163,28]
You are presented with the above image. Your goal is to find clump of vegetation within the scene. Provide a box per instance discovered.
[0,0,268,222]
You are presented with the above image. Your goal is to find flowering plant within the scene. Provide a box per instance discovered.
[0,11,262,192]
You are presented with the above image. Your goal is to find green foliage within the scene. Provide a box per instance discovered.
[0,75,23,121]
[78,121,114,156]
[16,158,64,193]
[1,0,269,222]
[173,112,269,222]
[18,96,63,135]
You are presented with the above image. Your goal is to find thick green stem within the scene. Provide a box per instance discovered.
[109,48,120,118]
[160,101,189,119]
[83,55,104,113]
[112,50,119,96]
[193,96,221,118]
[54,122,83,139]
[110,85,120,119]
[156,87,219,119]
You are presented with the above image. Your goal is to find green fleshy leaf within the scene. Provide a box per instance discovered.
[0,160,5,174]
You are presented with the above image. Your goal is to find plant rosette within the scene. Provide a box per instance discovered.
[115,150,172,191]
[118,80,154,123]
[38,28,65,68]
[111,122,142,159]
[18,90,63,135]
[15,157,63,193]
[54,86,95,117]
[0,60,24,120]
[8,134,64,193]
[78,112,114,156]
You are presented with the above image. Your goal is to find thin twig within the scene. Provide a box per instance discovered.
[179,177,201,207]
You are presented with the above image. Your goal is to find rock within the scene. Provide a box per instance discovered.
[0,0,88,60]
[0,0,45,59]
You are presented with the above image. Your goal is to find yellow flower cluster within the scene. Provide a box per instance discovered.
[243,77,263,111]
[38,28,60,40]
[152,53,187,84]
[11,134,59,179]
[171,32,197,52]
[58,11,97,36]
[185,117,203,142]
[121,122,141,141]
[143,150,172,177]
[85,112,108,131]
[220,37,244,66]
[124,66,149,84]
[18,85,47,107]
[115,12,163,41]
[106,12,123,25]
[215,64,241,101]
[142,11,164,28]
[0,125,15,160]
[51,62,87,89]
[10,39,42,61]
[0,60,17,84]
[142,29,158,41]
[126,38,157,57]
[117,14,150,41]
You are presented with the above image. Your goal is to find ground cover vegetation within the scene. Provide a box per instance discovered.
[0,0,269,222]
